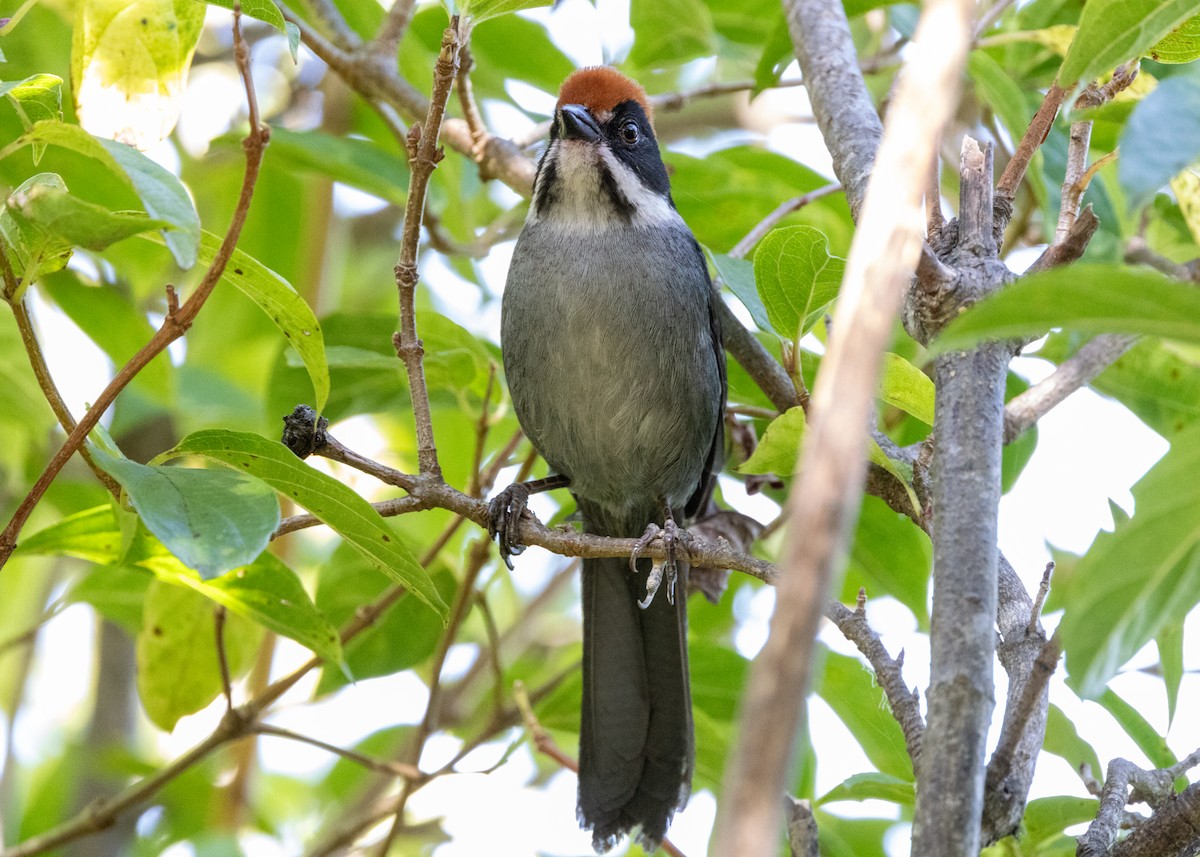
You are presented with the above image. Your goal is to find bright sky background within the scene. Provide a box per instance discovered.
[4,1,1198,856]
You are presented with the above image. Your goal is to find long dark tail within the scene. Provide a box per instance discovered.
[577,517,692,852]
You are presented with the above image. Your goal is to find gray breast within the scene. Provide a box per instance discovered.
[502,222,721,513]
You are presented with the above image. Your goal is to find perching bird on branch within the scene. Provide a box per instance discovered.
[488,67,725,852]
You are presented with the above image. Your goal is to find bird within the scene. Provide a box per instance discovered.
[487,67,726,852]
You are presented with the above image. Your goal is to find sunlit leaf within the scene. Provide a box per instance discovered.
[1044,703,1102,780]
[878,352,934,425]
[1149,13,1200,62]
[739,405,805,475]
[136,578,262,730]
[71,0,206,149]
[0,174,76,288]
[142,551,343,665]
[629,0,715,67]
[754,225,844,341]
[0,73,62,161]
[936,265,1200,352]
[1170,166,1200,245]
[1022,796,1100,847]
[1058,0,1198,87]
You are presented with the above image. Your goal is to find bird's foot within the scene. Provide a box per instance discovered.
[632,517,690,608]
[487,483,531,570]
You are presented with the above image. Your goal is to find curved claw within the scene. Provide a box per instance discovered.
[487,483,531,570]
[629,523,661,574]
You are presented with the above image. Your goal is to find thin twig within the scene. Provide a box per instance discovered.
[1028,561,1053,635]
[715,0,975,850]
[374,534,493,855]
[366,0,416,59]
[214,606,234,712]
[996,83,1067,201]
[1003,332,1136,443]
[0,7,270,573]
[825,592,924,765]
[1056,121,1093,242]
[391,19,461,479]
[0,272,120,495]
[728,182,843,258]
[1079,751,1200,857]
[253,724,423,779]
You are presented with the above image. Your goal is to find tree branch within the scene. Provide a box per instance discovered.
[0,7,270,573]
[783,0,883,218]
[1003,333,1137,443]
[911,137,1012,857]
[712,0,975,851]
[1079,751,1200,857]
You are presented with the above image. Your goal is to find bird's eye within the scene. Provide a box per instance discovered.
[619,121,639,144]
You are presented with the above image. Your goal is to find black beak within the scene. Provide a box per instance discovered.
[558,103,601,142]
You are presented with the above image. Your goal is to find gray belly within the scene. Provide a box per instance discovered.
[502,223,721,514]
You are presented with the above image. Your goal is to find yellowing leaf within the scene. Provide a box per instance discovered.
[72,0,206,149]
[1150,13,1200,63]
[1170,166,1200,246]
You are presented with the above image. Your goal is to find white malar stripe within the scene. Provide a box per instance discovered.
[529,140,681,234]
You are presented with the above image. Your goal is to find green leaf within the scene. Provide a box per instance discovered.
[1172,166,1200,246]
[1058,0,1199,87]
[8,172,171,250]
[136,578,262,730]
[199,0,301,59]
[844,495,932,628]
[314,545,450,694]
[1023,796,1101,846]
[816,648,913,780]
[168,430,448,619]
[879,352,934,425]
[1097,688,1177,769]
[462,0,552,22]
[816,772,914,806]
[712,252,772,333]
[8,121,200,267]
[90,443,281,579]
[1060,424,1200,699]
[142,551,342,665]
[0,74,63,160]
[1044,703,1102,779]
[1156,621,1184,726]
[629,0,715,67]
[69,564,152,633]
[1148,13,1200,62]
[140,229,329,412]
[1118,73,1200,209]
[260,127,408,207]
[17,504,126,564]
[0,175,76,288]
[71,0,207,149]
[753,225,844,341]
[1037,334,1200,438]
[936,265,1200,352]
[867,439,919,515]
[739,405,806,475]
